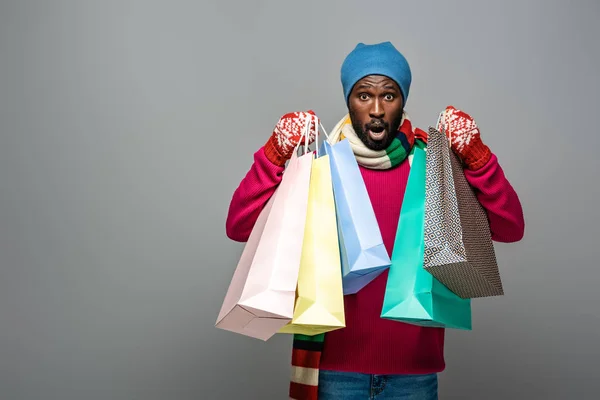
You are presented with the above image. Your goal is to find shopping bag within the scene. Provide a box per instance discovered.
[380,141,472,330]
[215,123,314,341]
[319,138,390,295]
[423,127,503,299]
[278,147,345,335]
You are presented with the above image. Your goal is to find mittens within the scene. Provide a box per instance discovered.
[264,110,318,166]
[436,105,491,170]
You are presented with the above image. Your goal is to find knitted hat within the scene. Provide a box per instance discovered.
[341,41,412,105]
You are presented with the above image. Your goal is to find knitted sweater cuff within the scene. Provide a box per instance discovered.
[264,135,290,167]
[462,139,492,171]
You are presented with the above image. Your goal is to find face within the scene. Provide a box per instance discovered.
[348,75,404,151]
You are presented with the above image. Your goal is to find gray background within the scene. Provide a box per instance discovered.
[1,0,598,399]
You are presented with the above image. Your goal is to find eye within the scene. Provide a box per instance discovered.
[384,94,395,101]
[359,93,370,101]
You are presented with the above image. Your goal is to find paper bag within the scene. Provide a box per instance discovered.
[423,127,503,299]
[215,148,313,341]
[381,141,472,330]
[279,153,346,335]
[320,139,390,295]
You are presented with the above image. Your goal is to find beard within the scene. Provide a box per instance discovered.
[349,109,404,151]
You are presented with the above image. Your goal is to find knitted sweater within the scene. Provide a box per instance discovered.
[225,145,524,376]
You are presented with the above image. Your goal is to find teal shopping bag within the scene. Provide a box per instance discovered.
[380,140,472,330]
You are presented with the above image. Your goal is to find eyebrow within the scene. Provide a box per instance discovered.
[355,83,398,91]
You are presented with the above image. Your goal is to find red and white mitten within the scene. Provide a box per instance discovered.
[264,110,318,166]
[436,105,491,170]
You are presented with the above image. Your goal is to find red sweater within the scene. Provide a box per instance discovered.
[225,145,524,375]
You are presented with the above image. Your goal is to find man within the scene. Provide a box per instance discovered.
[225,42,524,399]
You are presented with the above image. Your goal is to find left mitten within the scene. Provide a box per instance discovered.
[436,105,491,170]
[264,110,317,166]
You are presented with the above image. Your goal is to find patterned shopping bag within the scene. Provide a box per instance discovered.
[422,127,503,299]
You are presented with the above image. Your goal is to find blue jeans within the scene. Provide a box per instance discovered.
[318,370,438,399]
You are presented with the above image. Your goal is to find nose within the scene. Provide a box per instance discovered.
[369,99,384,119]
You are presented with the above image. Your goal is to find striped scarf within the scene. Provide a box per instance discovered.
[326,111,420,169]
[289,111,427,400]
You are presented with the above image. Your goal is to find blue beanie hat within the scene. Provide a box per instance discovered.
[341,41,412,105]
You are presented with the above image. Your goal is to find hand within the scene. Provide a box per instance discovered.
[436,105,491,170]
[264,110,318,166]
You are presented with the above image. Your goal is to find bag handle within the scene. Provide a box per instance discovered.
[435,110,454,150]
[293,114,311,156]
[319,120,329,141]
[315,118,330,157]
[435,110,444,134]
[314,115,320,158]
[292,113,329,157]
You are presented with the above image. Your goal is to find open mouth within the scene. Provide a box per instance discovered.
[367,124,386,141]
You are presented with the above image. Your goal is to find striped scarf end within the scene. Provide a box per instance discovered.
[289,381,318,400]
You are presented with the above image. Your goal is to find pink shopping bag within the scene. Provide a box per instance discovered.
[216,119,316,340]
